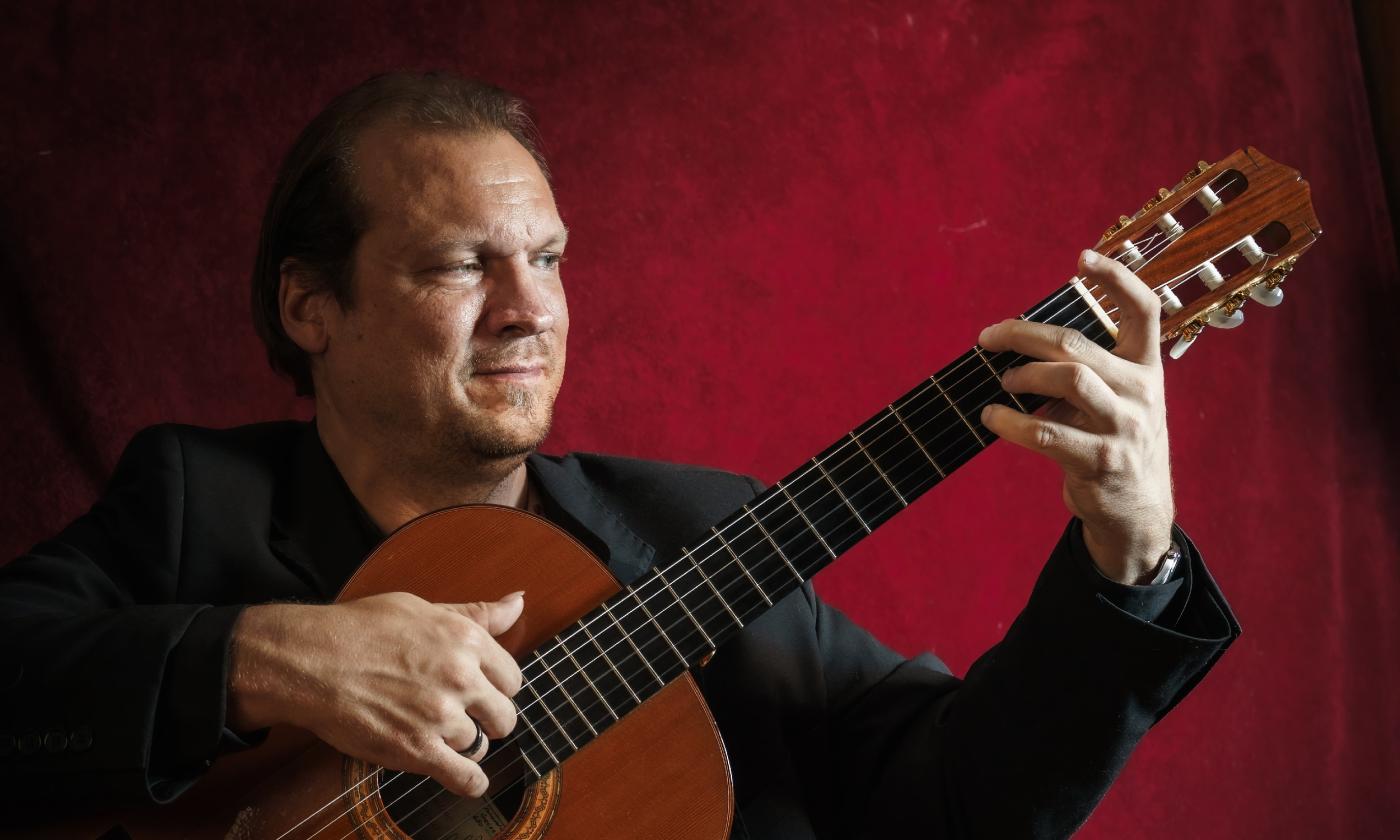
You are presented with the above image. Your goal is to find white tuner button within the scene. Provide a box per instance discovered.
[1117,239,1146,271]
[1250,285,1284,307]
[1169,333,1197,359]
[1208,308,1244,329]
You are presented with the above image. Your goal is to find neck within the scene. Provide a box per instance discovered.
[314,408,531,534]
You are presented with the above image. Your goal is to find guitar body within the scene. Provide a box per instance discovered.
[16,147,1320,840]
[32,507,734,840]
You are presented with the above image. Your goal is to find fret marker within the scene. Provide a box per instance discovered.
[973,345,1030,414]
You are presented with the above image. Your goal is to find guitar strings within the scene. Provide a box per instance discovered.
[292,184,1248,839]
[304,230,1236,840]
[374,228,1270,840]
[320,250,1236,840]
[298,217,1236,840]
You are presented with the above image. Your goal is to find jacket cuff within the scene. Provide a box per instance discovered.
[1066,518,1186,625]
[148,603,248,802]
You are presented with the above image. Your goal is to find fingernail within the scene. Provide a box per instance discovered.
[505,590,525,602]
[1000,365,1017,384]
[978,325,994,345]
[1081,249,1098,267]
[980,404,994,422]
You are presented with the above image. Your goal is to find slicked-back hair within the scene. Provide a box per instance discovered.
[250,71,550,396]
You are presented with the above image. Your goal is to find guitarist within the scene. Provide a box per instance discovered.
[0,72,1239,838]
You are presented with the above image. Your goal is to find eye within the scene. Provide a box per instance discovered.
[533,252,564,271]
[441,261,483,277]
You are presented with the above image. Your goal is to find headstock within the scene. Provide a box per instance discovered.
[1091,147,1321,359]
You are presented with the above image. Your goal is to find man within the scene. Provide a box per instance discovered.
[0,72,1238,837]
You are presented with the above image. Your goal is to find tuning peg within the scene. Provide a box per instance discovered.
[1249,284,1284,307]
[1168,320,1205,359]
[1169,333,1196,359]
[1159,286,1183,314]
[1208,307,1244,329]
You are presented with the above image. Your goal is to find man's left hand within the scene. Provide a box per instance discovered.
[977,249,1175,585]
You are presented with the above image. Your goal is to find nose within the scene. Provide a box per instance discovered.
[480,256,558,338]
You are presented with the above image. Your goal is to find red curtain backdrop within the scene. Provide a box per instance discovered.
[3,1,1396,836]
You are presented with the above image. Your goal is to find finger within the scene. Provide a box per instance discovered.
[1001,362,1124,430]
[419,739,490,798]
[980,403,1103,473]
[443,714,491,761]
[977,319,1127,384]
[1079,249,1161,365]
[443,591,526,636]
[471,633,524,698]
[465,686,519,739]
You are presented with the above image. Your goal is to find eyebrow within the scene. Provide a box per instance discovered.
[419,226,570,255]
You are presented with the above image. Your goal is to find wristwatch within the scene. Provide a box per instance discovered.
[1148,541,1184,585]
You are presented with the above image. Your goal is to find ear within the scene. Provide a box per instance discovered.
[278,259,336,356]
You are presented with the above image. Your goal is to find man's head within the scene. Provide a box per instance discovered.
[251,72,568,475]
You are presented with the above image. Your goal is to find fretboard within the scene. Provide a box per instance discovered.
[509,280,1118,780]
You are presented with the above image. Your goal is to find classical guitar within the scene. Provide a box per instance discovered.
[41,147,1319,839]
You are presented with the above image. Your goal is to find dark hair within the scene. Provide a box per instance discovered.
[250,71,549,395]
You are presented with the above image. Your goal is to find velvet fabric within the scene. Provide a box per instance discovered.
[1,1,1395,837]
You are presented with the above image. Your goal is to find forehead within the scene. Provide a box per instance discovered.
[351,123,559,247]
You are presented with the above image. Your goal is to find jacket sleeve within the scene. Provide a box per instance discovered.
[819,518,1241,839]
[0,425,248,806]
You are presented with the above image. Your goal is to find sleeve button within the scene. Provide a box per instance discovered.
[43,730,68,752]
[16,732,42,756]
[68,727,93,752]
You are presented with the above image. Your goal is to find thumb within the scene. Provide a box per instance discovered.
[446,591,525,636]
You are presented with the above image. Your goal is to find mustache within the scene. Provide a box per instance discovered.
[469,336,553,372]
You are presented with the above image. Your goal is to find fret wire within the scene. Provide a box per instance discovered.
[600,600,665,688]
[848,429,907,506]
[709,527,771,608]
[624,584,690,668]
[776,480,837,560]
[514,682,566,762]
[579,620,641,705]
[812,456,871,534]
[929,372,988,446]
[654,565,716,651]
[743,502,805,584]
[533,652,599,737]
[973,345,1029,413]
[889,402,945,477]
[514,734,543,780]
[558,643,620,723]
[684,545,748,623]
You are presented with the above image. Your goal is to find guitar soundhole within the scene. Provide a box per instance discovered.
[380,767,526,838]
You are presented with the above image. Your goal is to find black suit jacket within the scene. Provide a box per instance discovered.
[0,422,1241,838]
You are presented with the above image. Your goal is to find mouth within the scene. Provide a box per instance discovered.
[472,363,546,382]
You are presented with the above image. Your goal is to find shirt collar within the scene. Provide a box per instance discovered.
[268,422,656,597]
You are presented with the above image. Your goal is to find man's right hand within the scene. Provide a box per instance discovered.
[227,590,525,798]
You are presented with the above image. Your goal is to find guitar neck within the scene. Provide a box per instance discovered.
[510,280,1117,777]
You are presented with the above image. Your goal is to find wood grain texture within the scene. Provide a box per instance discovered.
[28,506,734,839]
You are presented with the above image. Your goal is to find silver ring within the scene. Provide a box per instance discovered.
[466,715,485,756]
